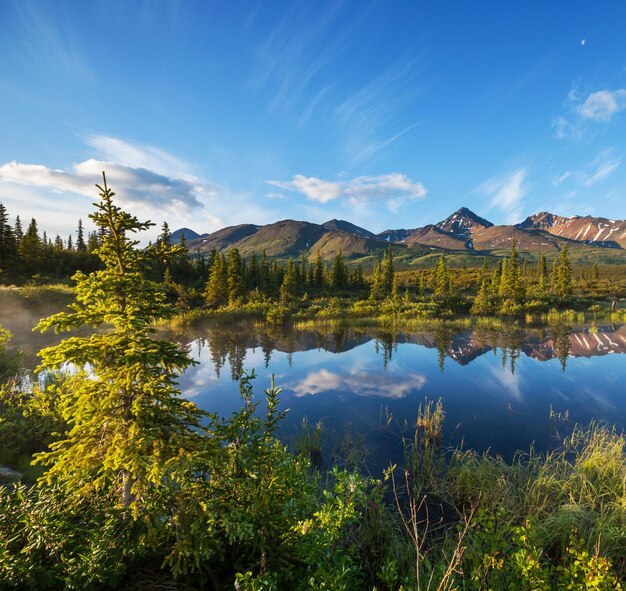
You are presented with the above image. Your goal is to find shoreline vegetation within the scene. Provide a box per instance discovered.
[1,178,626,589]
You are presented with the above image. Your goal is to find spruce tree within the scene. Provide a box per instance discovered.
[280,258,299,302]
[226,248,246,304]
[382,244,395,295]
[537,255,548,297]
[205,253,228,307]
[0,203,17,273]
[499,240,522,301]
[260,250,271,294]
[471,279,491,315]
[592,263,599,283]
[313,252,324,288]
[14,215,23,243]
[20,218,42,274]
[370,255,385,300]
[248,251,259,290]
[299,252,307,287]
[76,219,86,252]
[433,253,451,299]
[35,173,204,507]
[555,244,573,298]
[330,250,347,289]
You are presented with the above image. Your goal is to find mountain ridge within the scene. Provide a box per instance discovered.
[175,207,626,261]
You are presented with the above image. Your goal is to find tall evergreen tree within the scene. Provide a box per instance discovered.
[0,203,17,273]
[76,219,86,252]
[35,173,204,508]
[248,251,259,290]
[330,250,347,289]
[280,258,299,302]
[433,253,451,299]
[226,248,246,304]
[471,279,492,315]
[20,218,42,273]
[370,255,385,300]
[204,253,228,307]
[382,244,395,295]
[499,240,522,301]
[313,252,324,288]
[537,255,548,297]
[555,244,573,298]
[14,215,23,244]
[299,252,308,287]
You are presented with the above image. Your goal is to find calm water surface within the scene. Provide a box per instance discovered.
[3,300,624,472]
[169,321,626,471]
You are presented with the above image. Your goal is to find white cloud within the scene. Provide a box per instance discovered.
[577,89,626,122]
[267,172,427,210]
[0,136,237,240]
[0,159,208,210]
[554,87,626,139]
[479,168,527,225]
[268,175,341,204]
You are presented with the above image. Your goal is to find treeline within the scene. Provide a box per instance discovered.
[196,240,585,316]
[2,199,624,316]
[0,202,101,280]
[203,247,367,307]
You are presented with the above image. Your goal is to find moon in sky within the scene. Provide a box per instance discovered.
[581,38,586,46]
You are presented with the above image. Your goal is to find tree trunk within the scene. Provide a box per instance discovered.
[121,469,132,507]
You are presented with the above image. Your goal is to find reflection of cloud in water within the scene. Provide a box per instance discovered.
[577,386,616,412]
[290,368,427,399]
[179,363,220,398]
[480,365,524,401]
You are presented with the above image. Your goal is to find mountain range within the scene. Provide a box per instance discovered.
[173,208,626,262]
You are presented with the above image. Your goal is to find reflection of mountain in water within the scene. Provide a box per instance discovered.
[167,322,626,377]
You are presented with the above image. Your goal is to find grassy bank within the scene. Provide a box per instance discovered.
[168,294,626,332]
[2,376,626,589]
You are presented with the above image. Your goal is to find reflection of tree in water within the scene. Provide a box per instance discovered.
[332,328,348,353]
[552,325,572,372]
[201,328,249,380]
[169,319,611,383]
[503,327,524,374]
[433,327,454,373]
[374,332,397,369]
[258,333,273,368]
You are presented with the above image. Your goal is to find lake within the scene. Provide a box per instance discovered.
[2,299,625,473]
[167,320,626,472]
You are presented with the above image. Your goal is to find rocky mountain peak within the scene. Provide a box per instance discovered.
[435,207,493,236]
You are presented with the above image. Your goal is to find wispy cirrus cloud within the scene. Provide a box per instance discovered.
[478,168,528,225]
[267,172,427,211]
[552,149,621,187]
[553,87,626,140]
[253,2,350,117]
[335,54,427,164]
[84,135,195,179]
[8,0,92,80]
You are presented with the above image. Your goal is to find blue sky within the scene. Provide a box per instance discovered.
[1,0,626,240]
